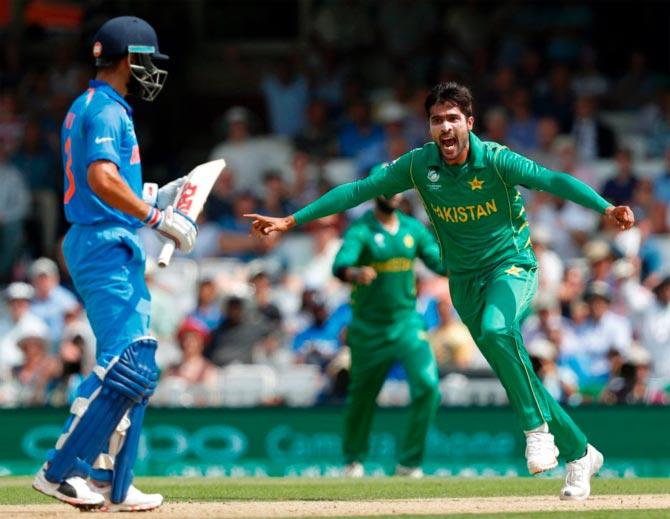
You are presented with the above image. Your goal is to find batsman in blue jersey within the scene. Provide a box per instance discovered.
[32,17,197,512]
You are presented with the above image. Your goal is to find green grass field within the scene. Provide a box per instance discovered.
[1,477,668,518]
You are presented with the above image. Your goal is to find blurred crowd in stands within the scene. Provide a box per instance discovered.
[0,1,669,408]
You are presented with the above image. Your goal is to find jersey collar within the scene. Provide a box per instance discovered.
[88,80,133,115]
[427,131,486,170]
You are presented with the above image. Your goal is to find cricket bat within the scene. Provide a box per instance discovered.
[157,158,225,268]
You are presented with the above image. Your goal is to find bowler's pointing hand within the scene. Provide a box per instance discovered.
[244,213,296,237]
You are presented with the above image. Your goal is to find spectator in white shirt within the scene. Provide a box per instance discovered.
[638,276,670,383]
[530,225,564,296]
[0,282,48,379]
[572,281,633,386]
[28,257,80,347]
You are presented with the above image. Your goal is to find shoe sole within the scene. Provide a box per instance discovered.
[528,446,560,475]
[99,501,163,512]
[32,482,104,510]
[529,458,559,475]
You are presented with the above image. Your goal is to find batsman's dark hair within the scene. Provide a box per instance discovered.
[424,82,474,118]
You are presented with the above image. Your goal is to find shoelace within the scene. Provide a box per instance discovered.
[526,433,553,456]
[565,460,587,486]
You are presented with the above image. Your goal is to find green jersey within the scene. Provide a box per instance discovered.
[332,210,443,324]
[295,132,611,277]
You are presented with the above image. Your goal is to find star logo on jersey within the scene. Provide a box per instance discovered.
[468,176,484,190]
[95,136,113,144]
[403,234,414,248]
[505,265,524,277]
[374,233,385,247]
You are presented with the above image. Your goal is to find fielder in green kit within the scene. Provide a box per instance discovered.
[246,82,634,500]
[333,194,444,478]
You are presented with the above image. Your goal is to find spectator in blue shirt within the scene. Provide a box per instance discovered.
[11,119,60,258]
[293,295,341,369]
[337,98,385,158]
[653,147,670,205]
[189,279,222,331]
[261,56,309,137]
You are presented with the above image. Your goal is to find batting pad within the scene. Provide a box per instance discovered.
[45,337,158,483]
[111,400,148,503]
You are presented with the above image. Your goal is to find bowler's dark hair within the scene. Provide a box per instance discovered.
[424,82,474,118]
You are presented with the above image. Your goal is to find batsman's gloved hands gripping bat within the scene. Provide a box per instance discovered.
[142,205,198,253]
[142,177,188,210]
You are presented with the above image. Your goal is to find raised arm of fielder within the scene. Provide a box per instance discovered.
[246,154,414,236]
[493,146,634,230]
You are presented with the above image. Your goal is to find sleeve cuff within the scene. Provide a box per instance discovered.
[87,153,121,169]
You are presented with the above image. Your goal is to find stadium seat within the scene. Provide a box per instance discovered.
[591,160,616,184]
[440,374,508,406]
[151,377,190,407]
[276,365,324,406]
[466,378,508,406]
[218,365,278,407]
[323,158,357,185]
[440,373,471,406]
[637,159,665,179]
[600,111,640,136]
[197,257,246,284]
[152,258,199,315]
[274,234,316,272]
[377,379,410,406]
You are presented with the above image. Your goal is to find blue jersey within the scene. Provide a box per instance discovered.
[61,80,143,227]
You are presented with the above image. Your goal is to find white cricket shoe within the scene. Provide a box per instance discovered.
[525,431,559,475]
[93,483,163,512]
[395,465,424,479]
[343,462,364,478]
[32,465,104,510]
[560,444,604,501]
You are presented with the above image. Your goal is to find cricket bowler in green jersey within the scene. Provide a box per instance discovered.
[333,194,444,478]
[246,82,635,500]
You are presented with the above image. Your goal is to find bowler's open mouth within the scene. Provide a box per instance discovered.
[440,136,457,152]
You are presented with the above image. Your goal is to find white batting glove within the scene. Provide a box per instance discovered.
[143,205,198,253]
[142,176,187,209]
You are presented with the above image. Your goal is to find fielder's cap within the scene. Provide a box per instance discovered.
[583,281,612,302]
[29,257,59,279]
[92,16,168,64]
[16,321,50,345]
[4,282,34,301]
